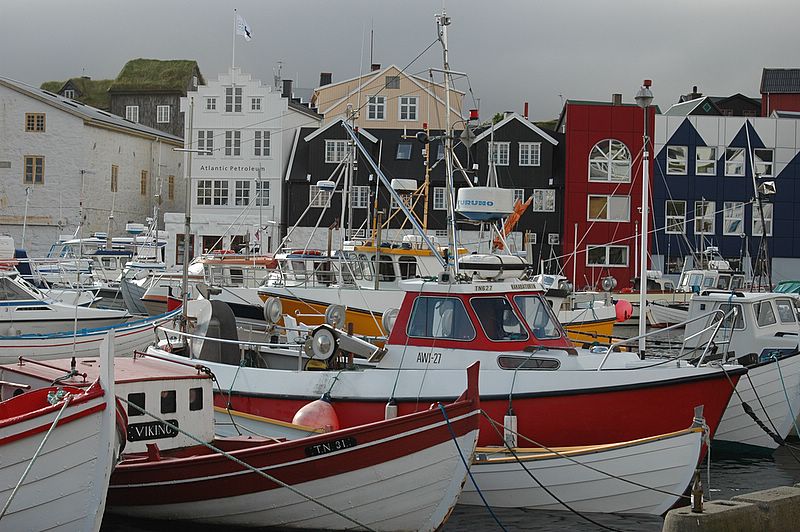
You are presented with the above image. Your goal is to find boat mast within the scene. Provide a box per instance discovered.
[436,10,458,275]
[635,80,653,356]
[179,98,195,331]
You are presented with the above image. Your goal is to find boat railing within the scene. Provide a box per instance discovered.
[597,308,727,371]
[14,256,100,291]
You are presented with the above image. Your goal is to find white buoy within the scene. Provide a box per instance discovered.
[504,407,518,448]
[385,399,398,420]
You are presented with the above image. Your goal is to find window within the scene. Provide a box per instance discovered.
[754,148,774,177]
[587,195,630,222]
[309,184,332,207]
[548,233,560,245]
[752,201,773,237]
[213,180,228,205]
[24,156,44,184]
[696,146,717,176]
[224,131,241,156]
[351,186,370,208]
[776,299,796,324]
[140,171,148,195]
[723,202,744,235]
[374,254,395,281]
[110,165,118,192]
[161,390,176,414]
[399,96,418,121]
[254,131,271,157]
[325,140,347,163]
[667,146,688,175]
[514,295,561,339]
[398,256,417,280]
[407,296,475,341]
[176,234,195,265]
[532,189,555,212]
[235,180,250,206]
[255,180,270,206]
[367,95,385,120]
[519,142,541,166]
[189,387,203,411]
[25,113,45,132]
[385,75,400,89]
[168,175,175,200]
[197,180,213,205]
[251,97,262,111]
[725,148,745,176]
[490,142,510,166]
[587,245,629,267]
[125,105,139,122]
[225,86,242,112]
[0,277,35,300]
[665,200,686,234]
[63,89,75,99]
[391,193,413,210]
[156,105,170,123]
[716,303,745,330]
[513,189,525,204]
[396,142,412,160]
[754,301,777,327]
[433,187,446,210]
[198,130,214,155]
[206,97,217,111]
[694,200,716,234]
[589,140,631,182]
[471,297,528,341]
[127,392,145,417]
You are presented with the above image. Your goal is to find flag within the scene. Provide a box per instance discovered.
[236,14,252,41]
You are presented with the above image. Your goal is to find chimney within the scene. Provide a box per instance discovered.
[523,101,529,119]
[612,93,623,105]
[371,63,381,72]
[319,72,332,87]
[282,79,293,98]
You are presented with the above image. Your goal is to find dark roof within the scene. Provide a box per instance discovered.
[709,94,761,107]
[109,59,204,93]
[761,68,800,94]
[40,77,113,109]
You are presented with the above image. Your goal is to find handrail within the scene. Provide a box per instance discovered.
[156,326,302,352]
[695,306,739,365]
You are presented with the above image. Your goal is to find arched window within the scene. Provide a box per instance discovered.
[588,140,631,182]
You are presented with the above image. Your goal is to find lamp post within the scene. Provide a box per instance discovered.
[635,80,654,356]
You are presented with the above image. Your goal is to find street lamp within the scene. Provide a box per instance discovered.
[635,80,653,356]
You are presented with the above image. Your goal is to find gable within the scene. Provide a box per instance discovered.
[110,59,204,93]
[473,113,558,145]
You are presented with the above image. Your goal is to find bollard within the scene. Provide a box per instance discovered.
[691,469,703,513]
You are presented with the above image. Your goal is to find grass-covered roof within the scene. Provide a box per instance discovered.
[40,77,113,109]
[109,58,204,93]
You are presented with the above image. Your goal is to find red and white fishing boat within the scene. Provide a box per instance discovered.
[0,335,123,532]
[1,351,480,530]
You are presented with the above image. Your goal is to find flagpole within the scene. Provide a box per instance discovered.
[232,9,237,69]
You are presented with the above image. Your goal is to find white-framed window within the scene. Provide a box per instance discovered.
[391,193,413,210]
[125,105,139,122]
[433,187,446,210]
[63,89,75,99]
[196,180,213,205]
[205,97,217,111]
[399,96,418,121]
[587,195,630,222]
[528,233,537,245]
[752,201,773,236]
[225,86,242,112]
[589,139,631,182]
[694,200,716,234]
[519,142,541,166]
[696,146,717,176]
[224,131,241,156]
[212,180,229,206]
[251,97,262,111]
[490,142,510,166]
[725,147,745,176]
[548,233,560,245]
[351,186,370,208]
[367,95,385,120]
[396,143,412,160]
[532,189,555,212]
[325,140,347,163]
[235,180,250,206]
[513,188,525,204]
[309,185,332,208]
[254,131,271,157]
[754,148,774,177]
[255,180,270,206]
[723,202,744,235]
[665,200,686,234]
[156,105,170,123]
[586,245,628,267]
[667,146,688,175]
[198,130,214,155]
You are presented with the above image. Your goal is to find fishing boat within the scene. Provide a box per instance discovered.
[0,335,124,532]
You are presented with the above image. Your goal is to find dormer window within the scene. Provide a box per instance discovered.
[63,89,75,99]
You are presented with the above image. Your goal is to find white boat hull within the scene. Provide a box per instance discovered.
[647,302,688,327]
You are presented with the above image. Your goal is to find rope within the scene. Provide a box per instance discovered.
[437,404,507,532]
[0,395,72,520]
[117,396,376,532]
[718,364,784,447]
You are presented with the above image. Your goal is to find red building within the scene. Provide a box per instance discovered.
[556,96,656,290]
[760,68,800,116]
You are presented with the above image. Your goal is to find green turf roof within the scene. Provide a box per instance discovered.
[40,77,114,109]
[109,58,204,93]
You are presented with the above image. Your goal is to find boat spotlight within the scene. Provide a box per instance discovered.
[601,276,617,292]
[263,297,283,325]
[382,308,399,333]
[324,304,346,329]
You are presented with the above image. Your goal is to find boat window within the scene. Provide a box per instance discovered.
[497,355,560,370]
[359,253,373,281]
[127,392,145,417]
[289,260,308,280]
[715,303,745,330]
[343,252,362,281]
[703,275,715,288]
[398,256,418,280]
[471,297,529,341]
[229,268,244,285]
[315,261,335,285]
[688,273,703,289]
[716,275,730,290]
[407,296,475,341]
[776,298,796,323]
[513,295,561,339]
[0,277,36,301]
[731,276,744,290]
[161,390,177,414]
[754,301,777,327]
[189,387,204,411]
[374,254,396,282]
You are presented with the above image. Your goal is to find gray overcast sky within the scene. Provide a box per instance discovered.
[3,0,799,120]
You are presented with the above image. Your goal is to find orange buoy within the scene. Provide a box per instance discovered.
[292,392,340,432]
[615,300,633,322]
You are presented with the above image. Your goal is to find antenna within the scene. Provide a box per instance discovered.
[273,61,283,91]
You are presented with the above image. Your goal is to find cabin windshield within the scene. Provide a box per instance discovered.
[714,303,745,330]
[0,277,35,301]
[513,295,561,339]
[703,275,716,288]
[776,298,797,324]
[407,296,475,341]
[717,275,731,290]
[470,297,528,341]
[398,256,418,280]
[754,301,777,327]
[731,276,745,290]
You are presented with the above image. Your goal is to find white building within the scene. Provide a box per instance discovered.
[164,67,321,266]
[0,77,184,257]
